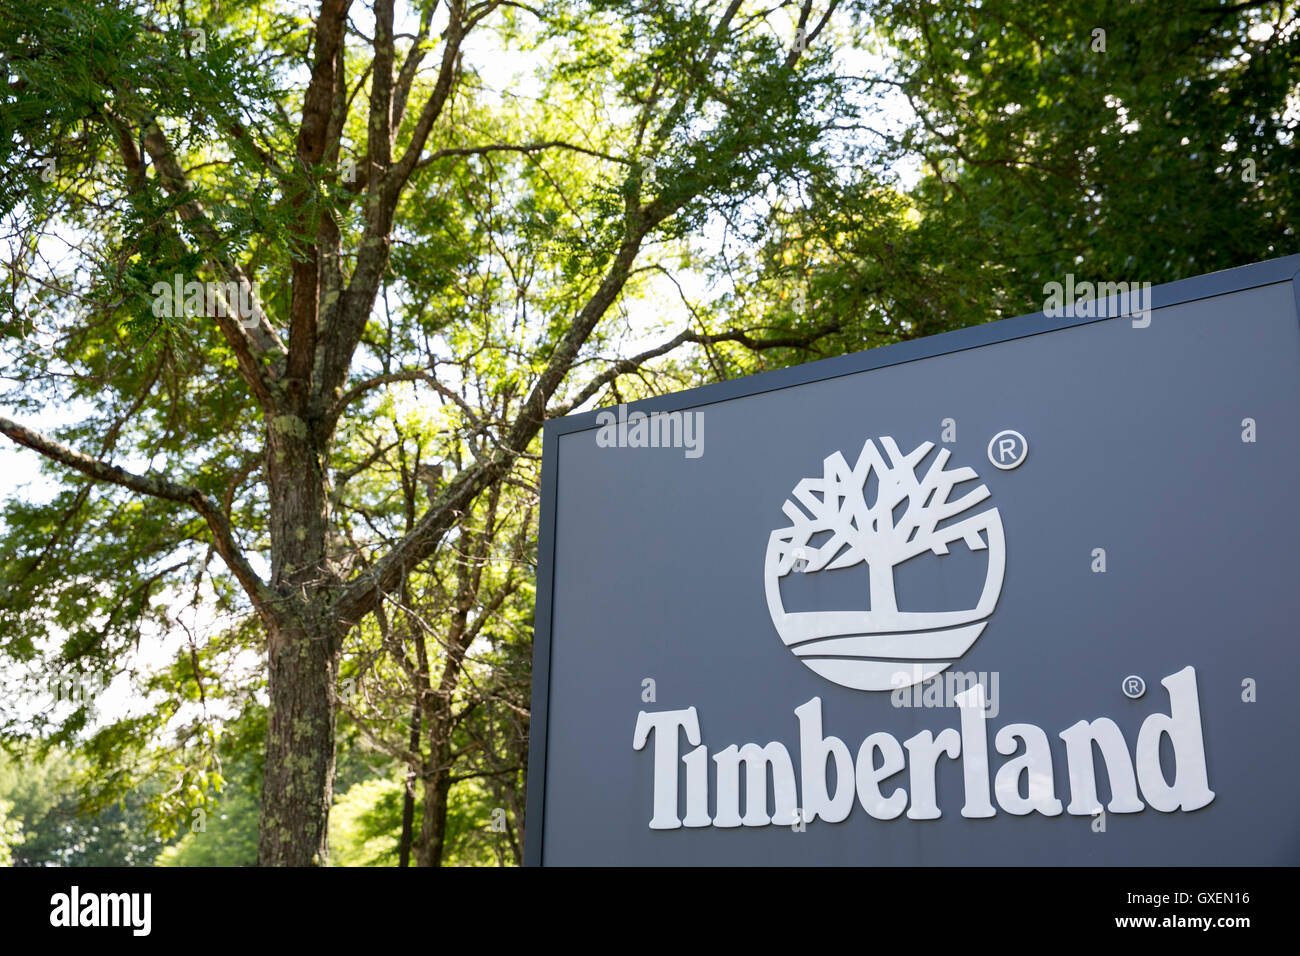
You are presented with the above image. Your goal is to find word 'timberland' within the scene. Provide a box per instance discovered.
[633,666,1212,829]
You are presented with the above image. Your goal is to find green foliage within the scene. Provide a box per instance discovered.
[327,774,517,867]
[442,778,519,868]
[155,785,258,867]
[328,777,405,867]
[877,0,1298,311]
[0,748,171,866]
[0,797,21,865]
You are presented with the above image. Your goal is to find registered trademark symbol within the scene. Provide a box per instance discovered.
[987,430,1028,470]
[1122,675,1146,699]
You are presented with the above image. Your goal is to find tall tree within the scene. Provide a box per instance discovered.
[0,0,875,863]
[339,463,534,866]
[874,0,1299,309]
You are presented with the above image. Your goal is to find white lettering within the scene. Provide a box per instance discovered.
[632,667,1212,829]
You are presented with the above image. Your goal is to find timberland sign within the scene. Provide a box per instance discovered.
[525,256,1300,866]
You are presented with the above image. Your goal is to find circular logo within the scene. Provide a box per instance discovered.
[987,430,1028,470]
[764,436,1005,692]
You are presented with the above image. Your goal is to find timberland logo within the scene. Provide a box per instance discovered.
[49,886,151,936]
[764,437,1004,691]
[635,442,1216,832]
[632,668,1215,829]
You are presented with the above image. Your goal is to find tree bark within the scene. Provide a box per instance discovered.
[259,616,340,865]
[397,700,421,867]
[415,760,452,867]
[411,577,477,866]
[257,413,341,866]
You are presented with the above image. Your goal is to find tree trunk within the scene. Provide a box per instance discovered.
[413,648,465,866]
[259,618,340,865]
[398,700,421,867]
[257,413,341,866]
[415,761,452,867]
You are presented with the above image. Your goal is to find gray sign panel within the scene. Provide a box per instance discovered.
[526,256,1300,866]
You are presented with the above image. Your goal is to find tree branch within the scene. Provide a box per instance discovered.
[554,318,846,415]
[413,140,629,171]
[137,117,286,408]
[326,368,486,436]
[314,0,471,410]
[0,416,274,626]
[286,0,353,391]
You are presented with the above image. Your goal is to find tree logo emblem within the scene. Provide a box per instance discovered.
[764,437,1005,691]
